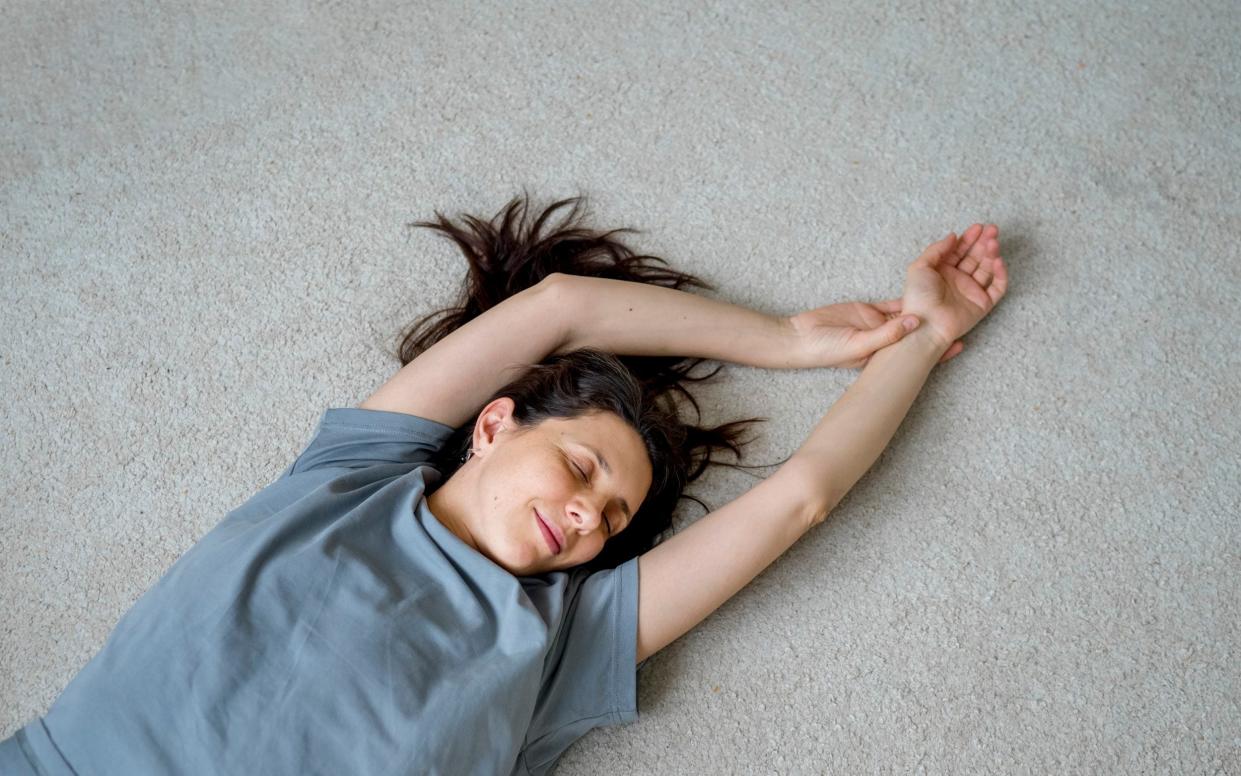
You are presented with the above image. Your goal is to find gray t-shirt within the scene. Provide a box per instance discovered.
[2,407,642,775]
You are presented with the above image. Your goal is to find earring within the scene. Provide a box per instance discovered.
[460,447,477,464]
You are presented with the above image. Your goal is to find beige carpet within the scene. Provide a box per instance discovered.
[2,1,1238,772]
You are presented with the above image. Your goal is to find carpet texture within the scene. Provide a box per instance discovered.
[2,1,1238,773]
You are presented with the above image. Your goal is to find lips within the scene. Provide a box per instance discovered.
[535,509,563,554]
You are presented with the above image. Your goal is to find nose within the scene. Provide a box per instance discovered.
[568,497,606,533]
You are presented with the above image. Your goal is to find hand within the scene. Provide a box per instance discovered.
[900,224,1009,351]
[786,299,966,369]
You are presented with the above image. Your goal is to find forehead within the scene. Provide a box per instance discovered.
[548,411,633,447]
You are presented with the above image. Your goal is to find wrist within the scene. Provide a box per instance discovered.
[775,314,807,368]
[894,326,952,362]
[894,311,955,355]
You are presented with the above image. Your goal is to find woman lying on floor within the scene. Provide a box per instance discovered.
[1,193,1006,776]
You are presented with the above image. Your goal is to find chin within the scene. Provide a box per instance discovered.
[502,550,550,576]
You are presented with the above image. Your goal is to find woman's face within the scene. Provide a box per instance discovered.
[426,397,653,576]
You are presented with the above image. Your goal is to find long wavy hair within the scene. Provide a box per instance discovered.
[392,191,790,575]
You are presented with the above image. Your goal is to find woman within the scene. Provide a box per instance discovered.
[1,194,1006,775]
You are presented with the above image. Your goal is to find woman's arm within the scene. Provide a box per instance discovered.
[552,272,935,370]
[359,277,571,429]
[633,230,1005,665]
[551,273,801,368]
[635,329,946,663]
[788,327,947,521]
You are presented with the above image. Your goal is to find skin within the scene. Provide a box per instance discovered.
[423,224,1004,576]
[425,397,654,576]
[898,223,1006,348]
[787,222,1003,368]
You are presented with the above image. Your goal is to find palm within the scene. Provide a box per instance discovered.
[786,224,1006,370]
[902,225,1007,348]
[789,301,901,368]
[904,263,989,331]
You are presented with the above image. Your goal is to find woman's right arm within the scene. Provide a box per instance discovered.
[635,229,1005,665]
[635,330,946,664]
[790,327,948,525]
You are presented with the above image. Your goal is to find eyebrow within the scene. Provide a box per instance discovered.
[573,440,632,522]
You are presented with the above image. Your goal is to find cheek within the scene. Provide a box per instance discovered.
[580,534,607,559]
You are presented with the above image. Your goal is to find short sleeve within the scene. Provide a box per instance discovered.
[518,556,640,775]
[282,407,457,476]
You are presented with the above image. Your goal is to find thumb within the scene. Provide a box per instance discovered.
[858,316,921,354]
[917,232,957,269]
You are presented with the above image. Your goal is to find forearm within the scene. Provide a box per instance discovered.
[553,273,797,368]
[790,328,949,525]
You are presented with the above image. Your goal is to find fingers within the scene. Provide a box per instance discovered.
[947,224,984,268]
[959,224,999,275]
[974,248,996,289]
[871,298,904,313]
[988,254,1008,304]
[881,316,919,347]
[849,316,919,368]
[916,232,958,269]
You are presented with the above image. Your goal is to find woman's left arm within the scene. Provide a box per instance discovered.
[552,273,804,368]
[552,273,928,369]
[359,276,571,429]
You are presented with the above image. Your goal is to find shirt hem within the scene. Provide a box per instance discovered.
[14,720,78,776]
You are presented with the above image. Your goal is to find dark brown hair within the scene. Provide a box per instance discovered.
[393,191,789,575]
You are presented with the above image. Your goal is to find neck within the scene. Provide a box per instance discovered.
[425,469,479,552]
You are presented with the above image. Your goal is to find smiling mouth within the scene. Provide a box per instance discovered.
[535,509,562,554]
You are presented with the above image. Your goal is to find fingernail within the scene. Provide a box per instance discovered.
[903,317,919,331]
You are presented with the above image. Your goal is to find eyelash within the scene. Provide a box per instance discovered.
[572,460,612,535]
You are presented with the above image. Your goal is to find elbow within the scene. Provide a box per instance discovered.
[776,455,838,532]
[537,273,581,356]
[539,272,579,314]
[803,498,833,531]
[540,271,575,291]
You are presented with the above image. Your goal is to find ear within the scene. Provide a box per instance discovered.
[474,397,518,452]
